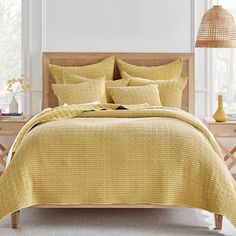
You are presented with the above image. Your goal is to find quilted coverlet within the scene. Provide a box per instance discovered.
[0,104,235,227]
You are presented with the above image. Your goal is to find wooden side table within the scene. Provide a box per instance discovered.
[0,117,30,175]
[203,118,236,179]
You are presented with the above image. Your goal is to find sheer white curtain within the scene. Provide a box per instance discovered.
[0,0,21,112]
[212,0,236,113]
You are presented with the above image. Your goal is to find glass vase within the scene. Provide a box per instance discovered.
[9,96,19,113]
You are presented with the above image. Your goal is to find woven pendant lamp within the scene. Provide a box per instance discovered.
[195,5,236,48]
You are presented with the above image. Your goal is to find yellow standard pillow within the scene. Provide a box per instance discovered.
[107,84,162,106]
[52,79,107,106]
[63,72,129,103]
[121,71,187,109]
[49,56,115,84]
[117,58,183,80]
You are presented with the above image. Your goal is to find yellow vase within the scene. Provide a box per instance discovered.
[213,95,228,122]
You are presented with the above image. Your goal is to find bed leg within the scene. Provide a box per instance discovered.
[11,211,20,229]
[214,214,223,230]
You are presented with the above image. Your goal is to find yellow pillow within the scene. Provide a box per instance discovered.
[63,72,129,103]
[63,72,101,84]
[117,58,183,80]
[49,56,115,84]
[107,84,162,106]
[122,71,187,109]
[52,79,107,106]
[105,79,129,103]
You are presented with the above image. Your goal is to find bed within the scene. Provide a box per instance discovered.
[1,53,236,230]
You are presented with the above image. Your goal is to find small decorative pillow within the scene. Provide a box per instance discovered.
[49,56,115,84]
[117,58,183,80]
[122,72,187,109]
[105,79,129,103]
[107,84,162,106]
[63,72,129,103]
[52,79,107,106]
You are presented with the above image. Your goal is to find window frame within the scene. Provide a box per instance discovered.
[21,0,31,115]
[21,0,42,115]
[0,0,23,113]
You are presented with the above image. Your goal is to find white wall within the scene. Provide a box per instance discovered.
[43,0,194,52]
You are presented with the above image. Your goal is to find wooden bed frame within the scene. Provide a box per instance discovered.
[11,52,223,230]
[42,52,195,113]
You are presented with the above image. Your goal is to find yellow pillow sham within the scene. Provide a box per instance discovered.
[49,56,115,84]
[63,72,101,84]
[105,79,129,103]
[121,71,187,109]
[63,72,129,103]
[52,79,107,106]
[117,58,183,80]
[107,84,162,106]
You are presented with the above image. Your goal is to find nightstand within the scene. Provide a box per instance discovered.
[203,118,236,179]
[0,117,30,174]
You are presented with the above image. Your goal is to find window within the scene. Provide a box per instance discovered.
[212,0,236,113]
[0,0,22,112]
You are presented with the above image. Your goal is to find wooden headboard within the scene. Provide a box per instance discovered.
[43,52,195,114]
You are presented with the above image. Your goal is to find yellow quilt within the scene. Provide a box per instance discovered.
[0,104,236,227]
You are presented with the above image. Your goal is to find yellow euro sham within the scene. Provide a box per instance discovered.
[52,78,107,105]
[63,72,129,103]
[122,72,187,109]
[117,58,183,80]
[49,56,115,84]
[107,84,162,106]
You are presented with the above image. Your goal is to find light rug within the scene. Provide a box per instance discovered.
[0,208,235,236]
